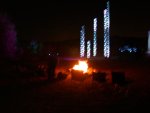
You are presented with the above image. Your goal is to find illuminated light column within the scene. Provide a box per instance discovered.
[147,30,150,55]
[93,18,97,57]
[104,1,110,58]
[80,25,85,57]
[87,40,91,58]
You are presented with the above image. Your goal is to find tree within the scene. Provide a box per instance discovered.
[0,14,17,59]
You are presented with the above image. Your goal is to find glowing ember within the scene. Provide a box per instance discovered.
[73,60,88,73]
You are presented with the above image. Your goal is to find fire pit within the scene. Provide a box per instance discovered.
[71,60,88,81]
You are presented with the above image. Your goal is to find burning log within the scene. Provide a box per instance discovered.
[71,70,86,81]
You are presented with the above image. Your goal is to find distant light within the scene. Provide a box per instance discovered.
[147,31,150,54]
[133,48,137,52]
[119,45,137,53]
[48,53,51,56]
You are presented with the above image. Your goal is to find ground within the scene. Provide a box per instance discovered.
[0,57,150,113]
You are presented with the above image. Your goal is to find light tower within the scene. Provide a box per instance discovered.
[104,1,110,58]
[87,40,91,58]
[93,18,97,57]
[80,25,85,57]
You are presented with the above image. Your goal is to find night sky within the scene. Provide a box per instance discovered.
[1,0,150,43]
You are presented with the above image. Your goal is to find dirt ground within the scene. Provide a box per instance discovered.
[0,58,150,113]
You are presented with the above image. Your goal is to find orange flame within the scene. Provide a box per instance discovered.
[73,60,88,73]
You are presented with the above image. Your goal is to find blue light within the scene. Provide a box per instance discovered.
[133,48,137,52]
[119,45,137,53]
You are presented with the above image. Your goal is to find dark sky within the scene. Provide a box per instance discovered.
[111,1,150,38]
[1,0,150,43]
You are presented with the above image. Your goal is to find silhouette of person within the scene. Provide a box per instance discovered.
[47,54,57,81]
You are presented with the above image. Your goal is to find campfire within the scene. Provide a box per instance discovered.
[71,60,98,81]
[72,60,88,73]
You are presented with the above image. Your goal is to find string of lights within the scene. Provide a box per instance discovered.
[80,25,85,57]
[93,18,97,57]
[104,1,110,58]
[87,40,91,58]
